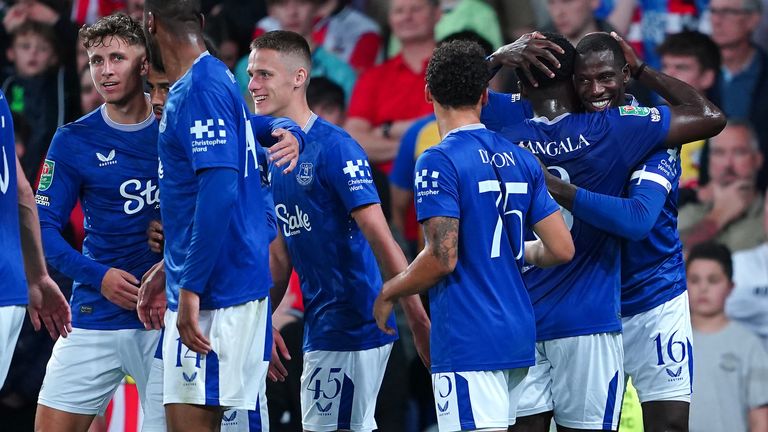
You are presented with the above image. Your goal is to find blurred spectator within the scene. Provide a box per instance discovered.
[687,242,768,432]
[485,0,537,41]
[10,111,31,160]
[239,0,357,100]
[709,0,768,187]
[79,66,103,114]
[306,76,346,125]
[388,0,502,56]
[546,0,616,45]
[679,121,766,253]
[345,0,439,171]
[727,188,768,348]
[313,0,382,73]
[70,0,125,25]
[1,20,80,183]
[656,31,721,194]
[124,0,143,20]
[617,0,702,69]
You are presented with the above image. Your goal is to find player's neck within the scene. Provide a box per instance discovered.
[280,98,313,130]
[691,311,729,333]
[105,92,151,125]
[158,32,207,83]
[434,106,481,139]
[529,88,580,120]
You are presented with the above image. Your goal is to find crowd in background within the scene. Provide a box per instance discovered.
[1,0,768,431]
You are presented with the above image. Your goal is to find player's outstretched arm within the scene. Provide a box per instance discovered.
[525,211,574,268]
[353,203,431,367]
[373,216,458,334]
[251,115,305,173]
[611,32,726,147]
[544,166,669,242]
[16,156,71,339]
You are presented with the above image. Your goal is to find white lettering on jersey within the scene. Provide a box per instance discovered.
[521,134,592,157]
[244,108,259,178]
[120,179,160,215]
[0,146,9,195]
[275,203,311,237]
[478,149,516,167]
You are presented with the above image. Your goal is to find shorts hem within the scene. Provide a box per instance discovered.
[637,389,691,404]
[554,419,618,430]
[163,398,257,410]
[303,423,375,432]
[37,399,101,416]
[517,404,554,418]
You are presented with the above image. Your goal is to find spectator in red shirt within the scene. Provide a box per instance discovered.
[344,0,441,174]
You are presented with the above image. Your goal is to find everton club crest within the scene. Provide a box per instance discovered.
[296,162,314,186]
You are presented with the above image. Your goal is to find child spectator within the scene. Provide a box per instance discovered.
[2,20,79,183]
[688,242,768,432]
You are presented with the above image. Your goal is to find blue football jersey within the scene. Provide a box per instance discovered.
[158,52,271,311]
[493,105,671,340]
[622,147,686,316]
[480,91,533,132]
[36,105,160,329]
[268,114,397,352]
[414,125,559,373]
[0,90,27,307]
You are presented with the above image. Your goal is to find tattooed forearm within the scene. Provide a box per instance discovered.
[424,217,459,270]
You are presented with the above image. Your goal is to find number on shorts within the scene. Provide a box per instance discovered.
[175,337,202,368]
[654,331,687,366]
[306,367,343,400]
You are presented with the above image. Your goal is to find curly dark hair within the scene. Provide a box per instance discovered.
[517,32,577,90]
[426,39,488,108]
[79,12,146,50]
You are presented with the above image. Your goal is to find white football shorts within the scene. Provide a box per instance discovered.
[623,291,692,403]
[0,305,25,388]
[517,332,624,431]
[301,343,392,432]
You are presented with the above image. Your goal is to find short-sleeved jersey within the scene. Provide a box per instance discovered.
[492,105,671,341]
[621,147,686,316]
[415,124,559,373]
[36,105,160,329]
[158,52,271,311]
[268,114,397,352]
[0,90,27,307]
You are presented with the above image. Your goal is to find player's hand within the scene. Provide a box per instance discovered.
[177,289,211,355]
[373,292,396,336]
[490,32,563,87]
[147,220,164,254]
[101,268,140,310]
[138,261,167,330]
[27,275,72,340]
[411,319,431,369]
[267,326,291,382]
[610,32,642,74]
[268,128,300,174]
